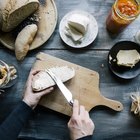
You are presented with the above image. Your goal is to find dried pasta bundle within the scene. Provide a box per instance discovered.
[0,60,17,88]
[131,94,140,116]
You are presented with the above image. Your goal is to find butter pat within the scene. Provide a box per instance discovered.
[68,14,89,35]
[65,24,83,42]
[116,50,140,68]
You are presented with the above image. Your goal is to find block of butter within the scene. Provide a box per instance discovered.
[116,50,140,68]
[67,14,90,35]
[65,24,83,42]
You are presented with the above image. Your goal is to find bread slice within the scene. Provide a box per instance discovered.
[116,50,140,68]
[0,0,39,32]
[32,66,75,91]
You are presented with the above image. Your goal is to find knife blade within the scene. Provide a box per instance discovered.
[45,69,74,106]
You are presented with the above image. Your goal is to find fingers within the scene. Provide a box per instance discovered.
[32,70,41,75]
[26,70,34,83]
[79,105,86,117]
[26,70,41,86]
[37,87,54,97]
[72,100,90,119]
[26,74,33,87]
[28,69,40,79]
[85,110,90,119]
[72,99,79,117]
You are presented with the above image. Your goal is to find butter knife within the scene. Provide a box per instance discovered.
[45,69,74,106]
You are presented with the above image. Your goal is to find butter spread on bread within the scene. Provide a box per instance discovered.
[15,24,38,61]
[116,50,140,68]
[32,66,75,91]
[0,0,39,32]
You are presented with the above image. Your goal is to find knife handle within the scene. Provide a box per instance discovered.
[70,100,74,106]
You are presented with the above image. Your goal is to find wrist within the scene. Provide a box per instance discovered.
[22,99,36,110]
[76,135,92,140]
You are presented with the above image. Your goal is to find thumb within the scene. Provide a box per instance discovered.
[37,87,54,97]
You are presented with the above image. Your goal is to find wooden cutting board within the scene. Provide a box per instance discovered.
[32,52,123,116]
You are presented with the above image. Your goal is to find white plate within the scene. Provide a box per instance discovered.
[59,10,98,48]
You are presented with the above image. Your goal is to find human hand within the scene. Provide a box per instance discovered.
[68,100,94,140]
[22,70,53,109]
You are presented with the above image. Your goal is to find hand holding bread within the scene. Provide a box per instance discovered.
[23,70,54,109]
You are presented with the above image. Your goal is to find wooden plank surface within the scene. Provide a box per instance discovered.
[0,0,140,139]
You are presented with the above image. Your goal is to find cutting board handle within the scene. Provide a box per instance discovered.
[99,95,123,111]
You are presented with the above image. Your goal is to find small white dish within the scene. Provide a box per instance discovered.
[59,10,98,48]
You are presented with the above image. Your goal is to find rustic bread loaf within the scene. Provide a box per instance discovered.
[0,0,10,28]
[0,0,39,32]
[15,24,38,61]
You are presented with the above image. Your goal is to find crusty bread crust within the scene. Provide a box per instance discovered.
[15,24,38,61]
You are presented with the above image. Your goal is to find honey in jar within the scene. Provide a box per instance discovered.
[106,0,140,34]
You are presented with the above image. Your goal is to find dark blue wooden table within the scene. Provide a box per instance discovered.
[0,0,140,139]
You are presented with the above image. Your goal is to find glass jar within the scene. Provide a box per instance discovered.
[106,0,140,34]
